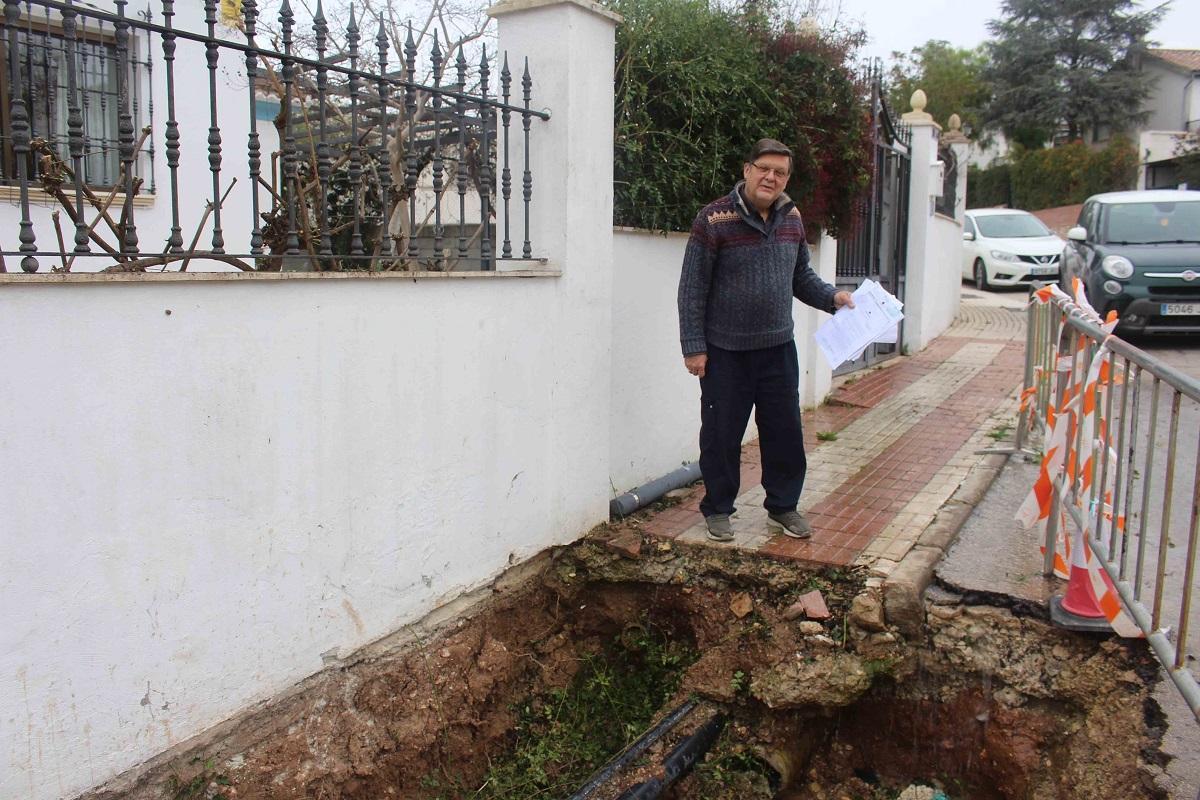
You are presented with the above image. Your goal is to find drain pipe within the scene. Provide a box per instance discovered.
[613,712,727,799]
[609,462,702,519]
[566,700,698,800]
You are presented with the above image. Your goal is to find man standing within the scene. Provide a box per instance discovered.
[678,139,853,542]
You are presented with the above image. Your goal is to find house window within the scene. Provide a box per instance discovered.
[0,22,148,189]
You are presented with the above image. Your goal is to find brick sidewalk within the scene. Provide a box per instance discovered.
[642,303,1027,571]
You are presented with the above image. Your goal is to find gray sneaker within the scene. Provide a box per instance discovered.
[767,510,812,539]
[705,514,734,542]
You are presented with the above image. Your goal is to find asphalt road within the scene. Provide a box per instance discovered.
[947,283,1200,799]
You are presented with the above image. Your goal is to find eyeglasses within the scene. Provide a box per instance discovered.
[750,162,790,180]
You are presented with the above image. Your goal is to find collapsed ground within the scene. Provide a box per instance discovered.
[86,518,1171,800]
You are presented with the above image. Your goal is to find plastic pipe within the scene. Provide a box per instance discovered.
[609,462,702,519]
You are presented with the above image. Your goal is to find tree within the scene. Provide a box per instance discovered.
[983,0,1166,144]
[887,40,989,133]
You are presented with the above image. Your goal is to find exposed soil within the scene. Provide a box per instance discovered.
[82,528,1169,800]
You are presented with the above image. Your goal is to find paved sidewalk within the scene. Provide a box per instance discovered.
[642,290,1028,580]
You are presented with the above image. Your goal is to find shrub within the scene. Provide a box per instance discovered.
[967,162,1012,208]
[973,137,1137,211]
[611,0,870,236]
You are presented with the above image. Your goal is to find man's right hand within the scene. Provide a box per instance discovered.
[684,353,707,378]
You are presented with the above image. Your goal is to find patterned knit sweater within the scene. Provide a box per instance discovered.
[677,183,837,356]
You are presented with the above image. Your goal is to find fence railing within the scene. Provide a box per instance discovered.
[1020,283,1200,723]
[0,0,548,273]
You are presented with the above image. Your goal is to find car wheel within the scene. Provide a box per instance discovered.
[973,259,990,291]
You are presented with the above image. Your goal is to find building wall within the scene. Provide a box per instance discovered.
[1144,61,1192,133]
[0,1,266,273]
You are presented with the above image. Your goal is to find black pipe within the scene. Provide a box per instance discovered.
[613,713,728,799]
[609,462,701,519]
[565,699,698,800]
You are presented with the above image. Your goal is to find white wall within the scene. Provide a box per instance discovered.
[902,118,962,352]
[609,229,698,492]
[924,213,964,340]
[1,2,619,798]
[1144,60,1191,133]
[0,275,602,800]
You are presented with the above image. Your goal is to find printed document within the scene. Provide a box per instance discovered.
[814,279,904,368]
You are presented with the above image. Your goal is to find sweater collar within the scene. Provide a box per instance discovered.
[732,181,795,232]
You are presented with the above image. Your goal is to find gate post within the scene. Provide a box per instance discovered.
[942,114,971,223]
[901,90,947,352]
[488,0,622,534]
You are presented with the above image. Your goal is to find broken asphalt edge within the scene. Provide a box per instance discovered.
[880,452,1012,637]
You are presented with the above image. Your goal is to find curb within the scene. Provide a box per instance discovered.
[881,451,1012,636]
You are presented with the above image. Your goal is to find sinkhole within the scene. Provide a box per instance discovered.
[117,535,1170,800]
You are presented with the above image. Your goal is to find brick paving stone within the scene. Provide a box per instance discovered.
[639,302,1028,569]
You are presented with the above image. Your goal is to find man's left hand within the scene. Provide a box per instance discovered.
[834,290,855,310]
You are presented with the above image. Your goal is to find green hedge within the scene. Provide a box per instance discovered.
[969,137,1137,211]
[966,163,1011,208]
[611,0,870,235]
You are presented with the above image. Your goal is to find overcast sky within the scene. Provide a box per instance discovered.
[835,0,1200,65]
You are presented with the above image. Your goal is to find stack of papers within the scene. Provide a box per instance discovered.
[814,279,904,368]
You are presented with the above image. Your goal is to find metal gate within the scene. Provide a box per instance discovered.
[833,62,912,375]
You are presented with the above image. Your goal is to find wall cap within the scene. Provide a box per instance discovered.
[488,0,622,23]
[0,268,561,285]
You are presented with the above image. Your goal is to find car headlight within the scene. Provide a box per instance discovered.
[1101,255,1134,279]
[989,250,1019,262]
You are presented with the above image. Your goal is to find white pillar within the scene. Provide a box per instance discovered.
[489,0,621,533]
[943,114,971,223]
[798,231,838,409]
[901,90,943,352]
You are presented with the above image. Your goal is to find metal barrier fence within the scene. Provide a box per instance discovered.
[1019,283,1200,722]
[1,0,548,272]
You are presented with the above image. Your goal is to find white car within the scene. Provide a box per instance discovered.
[962,209,1065,289]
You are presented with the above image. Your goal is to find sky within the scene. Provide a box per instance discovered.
[834,0,1200,65]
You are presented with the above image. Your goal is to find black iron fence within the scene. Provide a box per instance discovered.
[0,0,547,272]
[935,143,957,218]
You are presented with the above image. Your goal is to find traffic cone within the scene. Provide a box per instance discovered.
[1050,522,1111,632]
[1060,547,1105,618]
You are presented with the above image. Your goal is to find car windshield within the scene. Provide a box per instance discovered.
[974,214,1051,238]
[1103,201,1200,244]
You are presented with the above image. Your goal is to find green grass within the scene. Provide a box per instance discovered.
[426,623,696,799]
[816,431,839,442]
[987,423,1013,441]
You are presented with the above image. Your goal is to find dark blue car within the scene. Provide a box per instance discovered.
[1061,190,1200,335]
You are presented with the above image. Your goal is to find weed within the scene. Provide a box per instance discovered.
[729,670,749,696]
[163,757,230,800]
[446,622,696,799]
[816,430,839,442]
[987,424,1013,441]
[692,733,776,794]
[863,656,899,680]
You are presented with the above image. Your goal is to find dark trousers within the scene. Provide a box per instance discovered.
[698,341,807,518]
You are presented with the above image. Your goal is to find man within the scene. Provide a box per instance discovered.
[678,138,854,542]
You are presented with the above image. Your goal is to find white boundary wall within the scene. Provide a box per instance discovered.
[1,1,618,797]
[901,117,963,351]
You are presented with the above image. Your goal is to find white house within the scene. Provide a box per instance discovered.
[1136,49,1200,189]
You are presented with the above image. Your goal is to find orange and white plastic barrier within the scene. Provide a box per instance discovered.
[1015,280,1141,637]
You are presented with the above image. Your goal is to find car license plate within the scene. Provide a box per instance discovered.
[1161,303,1199,316]
[1030,265,1057,276]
